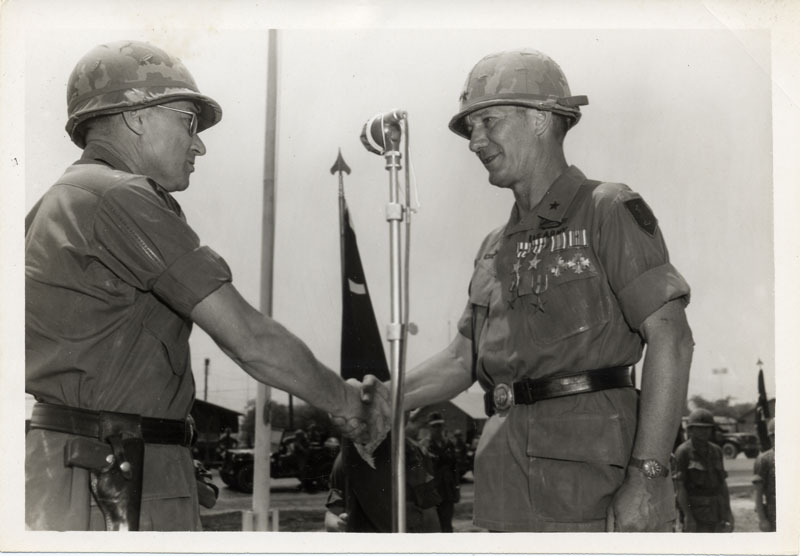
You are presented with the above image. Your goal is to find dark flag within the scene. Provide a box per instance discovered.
[331,153,395,531]
[340,201,390,383]
[756,363,772,452]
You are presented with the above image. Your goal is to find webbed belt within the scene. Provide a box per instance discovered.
[484,366,633,416]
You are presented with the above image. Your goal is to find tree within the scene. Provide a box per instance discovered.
[688,395,755,421]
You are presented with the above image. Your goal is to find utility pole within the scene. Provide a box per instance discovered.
[203,358,210,401]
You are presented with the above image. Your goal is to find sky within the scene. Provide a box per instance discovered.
[2,1,799,554]
[19,26,776,413]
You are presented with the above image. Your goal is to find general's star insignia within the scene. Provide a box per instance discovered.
[549,201,560,210]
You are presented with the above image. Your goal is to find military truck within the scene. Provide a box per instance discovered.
[679,415,760,459]
[220,429,340,493]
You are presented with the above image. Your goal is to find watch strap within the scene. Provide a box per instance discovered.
[629,457,670,478]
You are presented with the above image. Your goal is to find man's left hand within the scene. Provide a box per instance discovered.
[606,470,669,532]
[328,375,391,465]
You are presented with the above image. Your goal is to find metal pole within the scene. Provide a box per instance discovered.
[384,148,406,532]
[251,27,279,532]
[203,358,209,401]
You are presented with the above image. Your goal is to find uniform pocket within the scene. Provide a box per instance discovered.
[142,303,191,376]
[525,395,634,522]
[527,409,630,466]
[523,249,610,344]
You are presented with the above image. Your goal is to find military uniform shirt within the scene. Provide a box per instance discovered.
[753,448,776,526]
[457,166,690,530]
[674,439,728,525]
[25,142,232,530]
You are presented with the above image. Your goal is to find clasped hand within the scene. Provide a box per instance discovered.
[328,375,391,465]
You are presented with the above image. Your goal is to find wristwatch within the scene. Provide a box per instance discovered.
[629,457,669,479]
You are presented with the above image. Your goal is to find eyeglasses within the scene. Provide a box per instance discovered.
[155,105,199,136]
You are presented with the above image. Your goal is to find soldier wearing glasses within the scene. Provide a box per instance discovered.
[402,48,693,532]
[25,40,388,531]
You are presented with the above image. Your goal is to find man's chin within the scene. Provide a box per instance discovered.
[487,174,511,189]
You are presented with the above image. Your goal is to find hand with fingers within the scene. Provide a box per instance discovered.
[328,375,392,467]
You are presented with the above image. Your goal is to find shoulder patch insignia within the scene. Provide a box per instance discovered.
[624,198,657,236]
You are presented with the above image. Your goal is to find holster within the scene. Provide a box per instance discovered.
[64,411,145,531]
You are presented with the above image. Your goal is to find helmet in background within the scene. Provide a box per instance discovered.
[687,408,716,428]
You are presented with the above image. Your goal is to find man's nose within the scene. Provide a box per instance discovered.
[469,126,488,153]
[192,134,207,156]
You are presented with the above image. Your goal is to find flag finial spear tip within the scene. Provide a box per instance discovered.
[757,358,763,367]
[330,149,352,176]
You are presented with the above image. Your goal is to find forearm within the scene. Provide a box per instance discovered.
[675,481,691,517]
[634,300,694,462]
[753,484,768,519]
[226,319,348,414]
[404,333,474,410]
[720,481,733,519]
[192,283,350,415]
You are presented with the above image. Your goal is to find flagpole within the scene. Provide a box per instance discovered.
[333,149,348,277]
[756,359,772,451]
[249,27,279,532]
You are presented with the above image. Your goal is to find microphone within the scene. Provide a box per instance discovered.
[360,109,406,155]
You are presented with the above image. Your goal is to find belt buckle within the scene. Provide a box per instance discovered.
[492,383,514,415]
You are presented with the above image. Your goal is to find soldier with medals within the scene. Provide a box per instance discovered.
[399,48,693,531]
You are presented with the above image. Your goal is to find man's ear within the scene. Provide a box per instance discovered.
[121,109,146,136]
[529,109,552,137]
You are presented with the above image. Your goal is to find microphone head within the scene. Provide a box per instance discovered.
[360,110,406,155]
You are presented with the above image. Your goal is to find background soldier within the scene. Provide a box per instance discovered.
[753,418,776,531]
[674,408,734,532]
[324,437,441,532]
[420,412,460,532]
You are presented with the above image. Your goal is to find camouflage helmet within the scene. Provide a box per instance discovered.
[448,48,588,139]
[687,408,716,428]
[66,40,222,148]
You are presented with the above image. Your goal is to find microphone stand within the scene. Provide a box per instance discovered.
[381,119,409,533]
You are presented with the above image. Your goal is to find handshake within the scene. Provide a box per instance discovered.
[328,376,392,467]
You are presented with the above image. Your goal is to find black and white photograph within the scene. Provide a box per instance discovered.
[1,1,798,555]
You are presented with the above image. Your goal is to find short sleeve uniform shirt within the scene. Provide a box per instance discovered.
[25,143,232,530]
[457,166,690,530]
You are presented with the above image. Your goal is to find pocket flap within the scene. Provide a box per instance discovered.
[143,306,191,376]
[527,411,630,467]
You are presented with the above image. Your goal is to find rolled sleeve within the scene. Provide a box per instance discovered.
[93,179,232,316]
[616,262,690,330]
[596,186,690,331]
[153,246,232,317]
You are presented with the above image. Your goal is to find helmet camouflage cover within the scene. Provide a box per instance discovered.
[687,408,716,428]
[66,40,222,148]
[449,48,588,138]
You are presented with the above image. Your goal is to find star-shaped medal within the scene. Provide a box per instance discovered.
[527,254,541,270]
[530,295,546,313]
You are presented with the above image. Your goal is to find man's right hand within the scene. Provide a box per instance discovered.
[329,375,391,450]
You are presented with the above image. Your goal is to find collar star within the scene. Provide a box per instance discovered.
[549,201,560,210]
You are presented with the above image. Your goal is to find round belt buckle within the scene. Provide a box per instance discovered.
[492,383,514,415]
